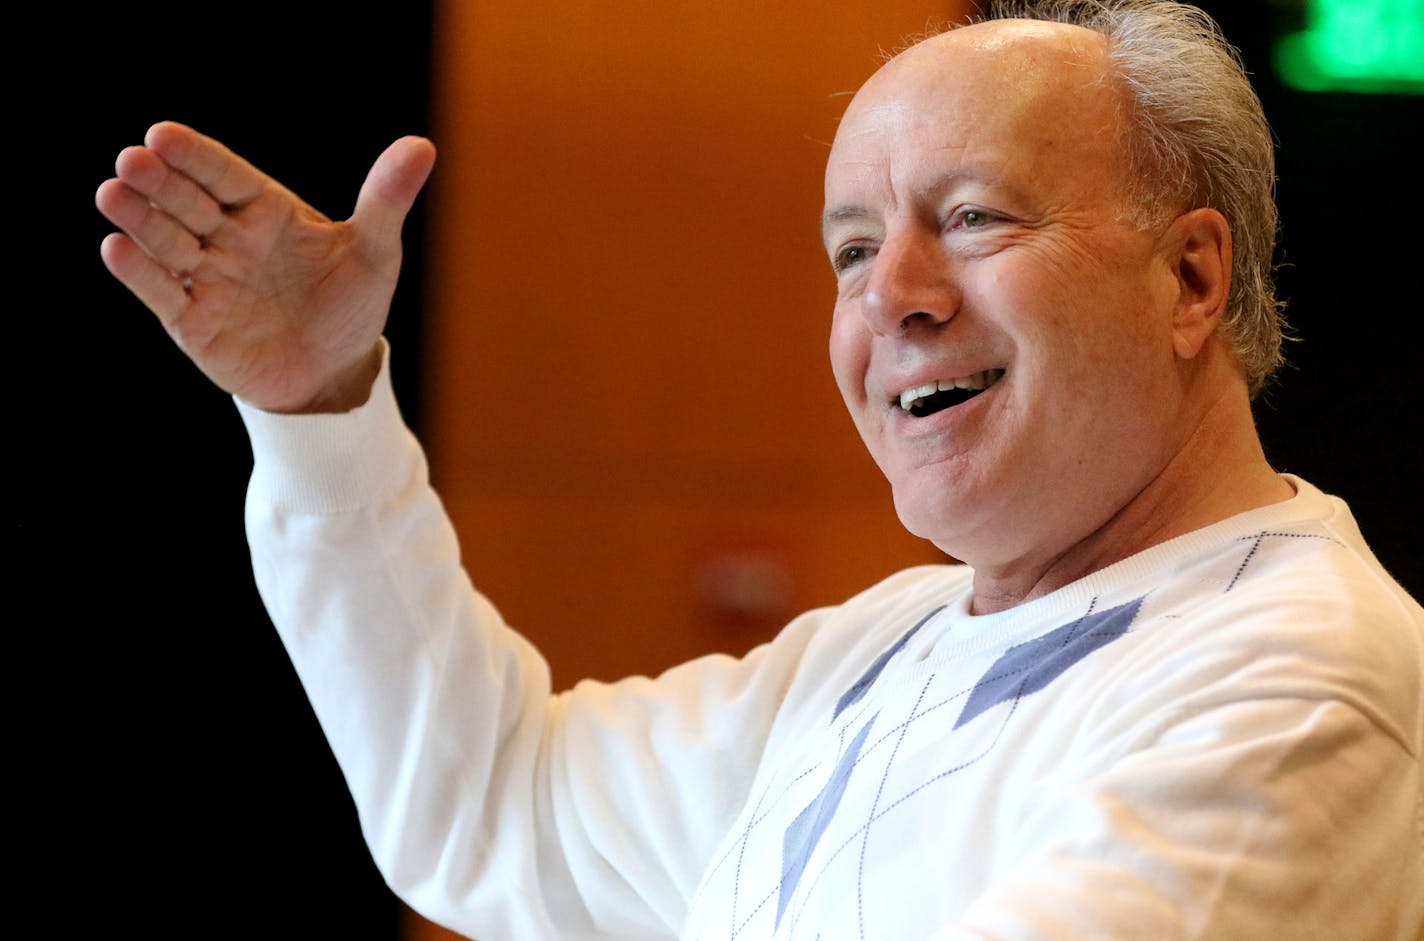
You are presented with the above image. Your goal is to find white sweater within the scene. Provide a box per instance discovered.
[240,355,1424,940]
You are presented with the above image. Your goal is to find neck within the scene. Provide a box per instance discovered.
[968,371,1294,616]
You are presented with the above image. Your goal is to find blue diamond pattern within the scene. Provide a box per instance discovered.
[776,716,876,927]
[833,606,944,722]
[955,596,1142,729]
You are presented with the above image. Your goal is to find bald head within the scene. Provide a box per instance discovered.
[849,18,1118,115]
[836,1,1285,397]
[830,20,1138,229]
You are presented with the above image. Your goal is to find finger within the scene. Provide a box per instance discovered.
[114,144,227,238]
[350,136,437,247]
[144,121,271,207]
[100,232,190,323]
[95,178,206,277]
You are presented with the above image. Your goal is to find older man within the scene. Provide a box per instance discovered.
[97,1,1422,938]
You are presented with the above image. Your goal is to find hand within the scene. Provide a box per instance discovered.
[96,122,437,413]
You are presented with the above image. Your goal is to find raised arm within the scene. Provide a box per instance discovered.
[94,121,804,938]
[95,121,436,413]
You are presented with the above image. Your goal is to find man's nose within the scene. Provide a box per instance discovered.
[861,231,958,336]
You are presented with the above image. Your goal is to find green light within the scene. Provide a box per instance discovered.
[1275,0,1424,93]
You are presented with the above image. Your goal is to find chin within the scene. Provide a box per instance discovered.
[891,489,970,556]
[888,466,1023,568]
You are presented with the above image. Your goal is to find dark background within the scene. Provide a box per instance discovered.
[1202,0,1424,596]
[31,4,431,935]
[27,1,1420,936]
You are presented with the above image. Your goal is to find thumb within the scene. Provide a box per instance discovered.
[350,136,437,246]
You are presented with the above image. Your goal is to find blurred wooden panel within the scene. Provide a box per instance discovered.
[424,0,966,686]
[412,1,966,938]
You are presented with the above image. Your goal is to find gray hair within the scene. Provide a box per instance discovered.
[979,0,1287,396]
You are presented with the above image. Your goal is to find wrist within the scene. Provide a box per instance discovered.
[281,343,385,415]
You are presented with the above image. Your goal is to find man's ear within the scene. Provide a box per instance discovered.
[1164,207,1232,360]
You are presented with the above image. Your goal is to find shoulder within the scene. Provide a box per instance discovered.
[1113,481,1424,754]
[1168,477,1423,656]
[1003,477,1424,762]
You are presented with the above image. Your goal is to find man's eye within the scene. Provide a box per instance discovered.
[960,209,996,228]
[834,245,872,272]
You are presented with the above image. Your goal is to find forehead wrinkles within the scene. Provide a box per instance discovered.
[823,146,986,229]
[824,28,1133,233]
[822,105,1039,243]
[823,98,982,234]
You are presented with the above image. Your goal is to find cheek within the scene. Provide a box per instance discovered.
[975,268,1096,384]
[827,304,870,406]
[986,256,1166,375]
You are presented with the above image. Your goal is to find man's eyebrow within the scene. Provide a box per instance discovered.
[820,170,1007,244]
[820,205,874,244]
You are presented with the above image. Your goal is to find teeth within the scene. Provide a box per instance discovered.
[897,370,1004,411]
[899,382,939,410]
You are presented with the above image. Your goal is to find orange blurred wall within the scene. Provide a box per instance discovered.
[411,3,968,932]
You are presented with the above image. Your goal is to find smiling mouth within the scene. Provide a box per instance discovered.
[896,369,1005,417]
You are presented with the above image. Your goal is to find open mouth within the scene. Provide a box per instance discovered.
[896,369,1005,418]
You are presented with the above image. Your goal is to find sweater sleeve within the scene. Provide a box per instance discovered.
[237,345,822,940]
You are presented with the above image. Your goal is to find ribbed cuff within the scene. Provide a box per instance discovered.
[235,339,417,515]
